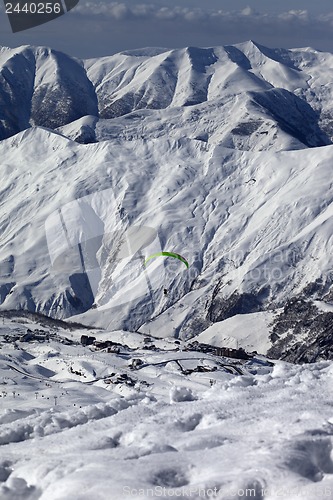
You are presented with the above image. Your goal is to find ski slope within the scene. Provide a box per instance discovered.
[1,315,333,499]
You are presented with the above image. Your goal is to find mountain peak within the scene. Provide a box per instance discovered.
[0,42,333,347]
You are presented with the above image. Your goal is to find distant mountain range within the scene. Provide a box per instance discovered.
[1,41,333,361]
[1,41,332,149]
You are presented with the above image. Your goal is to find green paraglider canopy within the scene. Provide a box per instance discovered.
[144,251,189,269]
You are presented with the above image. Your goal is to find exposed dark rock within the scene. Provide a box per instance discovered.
[231,120,262,136]
[250,88,331,147]
[207,289,268,323]
[267,297,333,363]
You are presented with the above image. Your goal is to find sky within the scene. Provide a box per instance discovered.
[0,1,333,58]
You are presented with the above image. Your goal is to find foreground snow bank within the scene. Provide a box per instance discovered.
[1,319,333,499]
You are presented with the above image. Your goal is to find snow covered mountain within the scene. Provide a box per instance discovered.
[0,41,332,149]
[0,45,97,139]
[3,41,333,498]
[1,41,333,361]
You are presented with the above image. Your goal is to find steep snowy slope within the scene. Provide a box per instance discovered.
[84,42,307,115]
[0,45,97,139]
[0,46,34,138]
[58,89,323,152]
[1,125,333,346]
[30,46,98,129]
[81,41,332,148]
[1,42,333,361]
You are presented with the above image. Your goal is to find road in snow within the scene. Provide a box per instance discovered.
[1,318,333,499]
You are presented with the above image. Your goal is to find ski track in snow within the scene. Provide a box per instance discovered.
[2,322,333,500]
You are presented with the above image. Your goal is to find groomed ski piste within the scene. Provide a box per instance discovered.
[2,312,333,499]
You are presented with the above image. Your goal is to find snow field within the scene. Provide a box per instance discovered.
[1,319,333,499]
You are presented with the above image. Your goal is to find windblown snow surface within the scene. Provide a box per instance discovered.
[1,40,333,498]
[2,314,333,500]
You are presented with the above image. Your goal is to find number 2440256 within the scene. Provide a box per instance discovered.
[5,2,62,14]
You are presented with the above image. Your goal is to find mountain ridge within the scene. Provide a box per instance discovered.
[1,42,333,361]
[0,41,332,148]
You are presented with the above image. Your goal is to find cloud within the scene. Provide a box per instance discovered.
[73,2,326,27]
[241,7,255,17]
[76,3,210,21]
[71,3,333,49]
